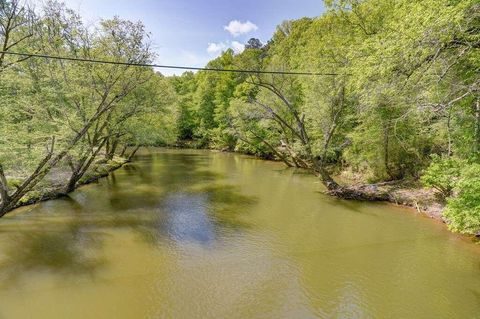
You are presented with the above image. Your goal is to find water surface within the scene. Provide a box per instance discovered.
[0,148,479,318]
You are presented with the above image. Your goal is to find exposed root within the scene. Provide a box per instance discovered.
[326,184,390,201]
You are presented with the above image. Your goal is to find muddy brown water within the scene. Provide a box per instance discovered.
[0,148,479,318]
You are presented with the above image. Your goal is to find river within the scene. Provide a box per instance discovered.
[0,148,479,318]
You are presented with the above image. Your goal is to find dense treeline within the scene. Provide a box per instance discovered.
[1,0,479,235]
[169,0,480,234]
[0,0,176,216]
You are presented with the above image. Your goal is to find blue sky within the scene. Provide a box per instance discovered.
[56,0,326,75]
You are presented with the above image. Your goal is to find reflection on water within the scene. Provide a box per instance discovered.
[163,193,215,244]
[0,150,257,284]
[0,148,479,319]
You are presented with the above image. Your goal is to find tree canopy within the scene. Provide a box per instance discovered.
[1,0,479,235]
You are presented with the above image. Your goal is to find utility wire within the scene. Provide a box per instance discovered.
[0,50,347,76]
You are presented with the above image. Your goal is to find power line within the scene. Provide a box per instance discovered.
[0,50,347,76]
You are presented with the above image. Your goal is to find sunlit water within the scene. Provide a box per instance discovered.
[0,148,479,318]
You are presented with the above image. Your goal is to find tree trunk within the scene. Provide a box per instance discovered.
[65,138,108,194]
[106,138,119,160]
[104,138,110,159]
[447,110,452,157]
[249,132,293,167]
[65,171,79,194]
[127,145,141,162]
[0,164,10,212]
[328,183,390,201]
[120,145,128,157]
[282,141,309,168]
[383,124,392,179]
[475,98,480,153]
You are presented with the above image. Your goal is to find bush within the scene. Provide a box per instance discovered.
[210,127,237,151]
[443,164,480,235]
[421,155,464,198]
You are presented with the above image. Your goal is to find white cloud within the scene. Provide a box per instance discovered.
[207,42,228,54]
[224,20,258,37]
[206,41,246,56]
[231,41,245,54]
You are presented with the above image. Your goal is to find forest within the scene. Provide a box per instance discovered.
[0,0,479,235]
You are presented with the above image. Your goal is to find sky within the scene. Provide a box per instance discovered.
[42,0,326,75]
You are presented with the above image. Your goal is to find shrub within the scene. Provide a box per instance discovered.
[443,164,480,235]
[421,155,464,198]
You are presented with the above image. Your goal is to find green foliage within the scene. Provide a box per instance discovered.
[444,164,480,235]
[170,72,197,140]
[421,155,464,197]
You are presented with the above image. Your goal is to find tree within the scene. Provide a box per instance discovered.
[0,1,156,214]
[245,38,262,50]
[0,0,34,71]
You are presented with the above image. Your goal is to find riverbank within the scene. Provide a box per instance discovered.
[382,183,445,220]
[7,156,128,211]
[336,178,446,221]
[176,143,449,225]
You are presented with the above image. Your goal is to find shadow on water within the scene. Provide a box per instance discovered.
[0,151,258,284]
[315,190,385,218]
[102,153,224,212]
[198,184,257,230]
[103,169,223,212]
[0,220,106,287]
[471,288,480,304]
